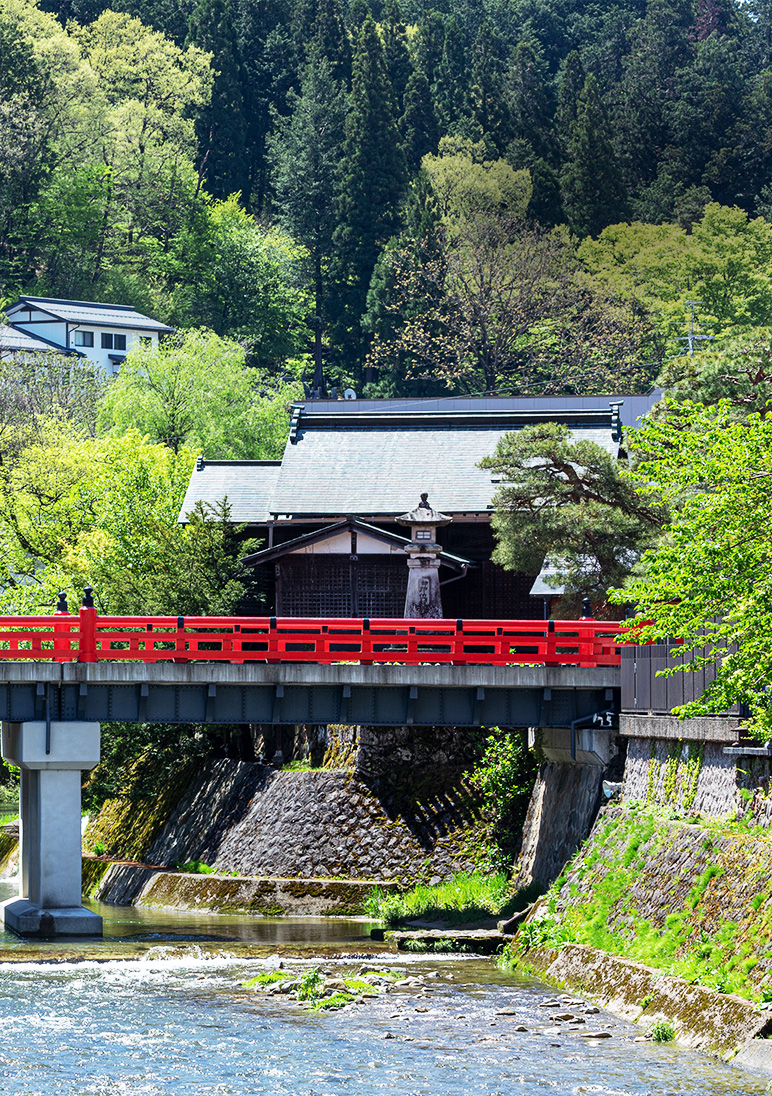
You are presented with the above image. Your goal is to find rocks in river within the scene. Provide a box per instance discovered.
[578,1031,613,1039]
[584,1006,600,1014]
[496,1008,519,1016]
[553,1012,576,1021]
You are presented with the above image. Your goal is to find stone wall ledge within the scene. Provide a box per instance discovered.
[516,942,772,1067]
[620,713,740,743]
[133,871,400,917]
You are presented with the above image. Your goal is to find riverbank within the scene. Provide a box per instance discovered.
[501,801,772,1071]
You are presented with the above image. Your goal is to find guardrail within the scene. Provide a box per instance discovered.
[0,604,623,667]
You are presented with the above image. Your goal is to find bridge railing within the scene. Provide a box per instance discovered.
[0,608,623,667]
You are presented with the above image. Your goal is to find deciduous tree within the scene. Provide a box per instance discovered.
[98,327,302,457]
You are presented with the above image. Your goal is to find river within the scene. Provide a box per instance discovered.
[0,881,767,1096]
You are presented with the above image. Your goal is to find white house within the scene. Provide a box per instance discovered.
[1,297,174,373]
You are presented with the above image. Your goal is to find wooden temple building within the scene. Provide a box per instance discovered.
[179,394,659,619]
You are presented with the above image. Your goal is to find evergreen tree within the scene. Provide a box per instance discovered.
[333,14,407,372]
[232,0,292,211]
[434,17,471,134]
[561,74,628,238]
[527,158,565,226]
[187,0,247,200]
[469,21,512,155]
[292,0,351,85]
[313,0,352,84]
[269,52,347,390]
[507,39,555,165]
[401,69,440,174]
[611,0,695,194]
[414,10,445,89]
[556,49,585,148]
[381,0,411,114]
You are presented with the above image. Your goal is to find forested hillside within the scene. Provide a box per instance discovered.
[4,0,772,395]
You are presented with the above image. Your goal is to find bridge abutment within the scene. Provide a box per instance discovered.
[1,721,102,937]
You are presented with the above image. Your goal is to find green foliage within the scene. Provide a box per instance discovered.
[464,726,537,871]
[365,871,512,926]
[610,400,772,738]
[560,74,627,238]
[514,915,571,951]
[309,991,354,1010]
[242,970,290,988]
[297,968,325,1002]
[98,327,302,458]
[482,423,665,614]
[502,805,772,1002]
[176,860,215,874]
[651,1019,675,1043]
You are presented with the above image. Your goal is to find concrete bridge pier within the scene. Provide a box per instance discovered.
[0,721,102,937]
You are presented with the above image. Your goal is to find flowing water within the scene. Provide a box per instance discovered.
[0,881,767,1096]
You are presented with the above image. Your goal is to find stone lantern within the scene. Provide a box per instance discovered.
[396,493,451,618]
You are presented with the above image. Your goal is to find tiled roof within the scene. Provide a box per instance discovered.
[179,461,282,524]
[301,392,662,429]
[269,407,621,517]
[0,324,63,352]
[178,402,625,524]
[8,297,174,333]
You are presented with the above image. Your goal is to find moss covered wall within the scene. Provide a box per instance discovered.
[535,803,772,1001]
[83,754,200,863]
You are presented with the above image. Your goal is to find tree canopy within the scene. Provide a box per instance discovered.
[609,401,772,738]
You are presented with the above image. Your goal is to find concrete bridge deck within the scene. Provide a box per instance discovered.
[0,660,620,727]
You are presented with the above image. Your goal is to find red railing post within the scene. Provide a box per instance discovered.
[53,591,72,663]
[267,617,279,662]
[361,618,372,664]
[78,587,97,663]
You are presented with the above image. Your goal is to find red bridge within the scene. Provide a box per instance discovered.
[0,608,622,668]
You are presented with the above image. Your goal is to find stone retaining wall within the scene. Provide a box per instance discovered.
[144,756,484,885]
[550,804,772,995]
[515,943,772,1064]
[624,731,772,822]
[135,872,395,916]
[513,761,604,893]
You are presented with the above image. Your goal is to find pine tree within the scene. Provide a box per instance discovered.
[333,14,407,371]
[400,69,440,174]
[269,52,347,390]
[187,0,248,201]
[561,74,628,237]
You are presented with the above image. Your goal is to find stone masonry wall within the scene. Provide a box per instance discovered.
[512,761,604,894]
[624,736,772,822]
[146,755,485,884]
[551,803,772,995]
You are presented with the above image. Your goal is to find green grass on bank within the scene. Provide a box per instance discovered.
[365,871,520,927]
[501,803,772,1003]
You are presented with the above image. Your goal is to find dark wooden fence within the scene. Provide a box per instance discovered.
[621,643,739,714]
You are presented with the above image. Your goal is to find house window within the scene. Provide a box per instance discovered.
[101,333,126,350]
[73,331,93,347]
